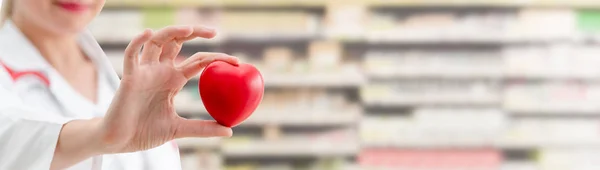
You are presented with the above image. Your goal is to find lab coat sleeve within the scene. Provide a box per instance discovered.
[0,70,75,170]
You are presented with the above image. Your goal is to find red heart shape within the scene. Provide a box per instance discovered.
[199,61,264,127]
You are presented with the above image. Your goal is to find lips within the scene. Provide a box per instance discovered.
[55,2,89,12]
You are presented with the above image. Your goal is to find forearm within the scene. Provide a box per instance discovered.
[50,118,105,170]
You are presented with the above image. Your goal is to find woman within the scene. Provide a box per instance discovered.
[0,0,238,169]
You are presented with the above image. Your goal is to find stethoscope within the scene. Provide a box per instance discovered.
[0,61,50,87]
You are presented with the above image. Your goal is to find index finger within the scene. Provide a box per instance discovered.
[140,26,194,63]
[176,52,239,79]
[176,26,217,43]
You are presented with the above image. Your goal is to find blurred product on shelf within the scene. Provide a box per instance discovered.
[501,119,600,147]
[501,161,539,170]
[90,8,319,43]
[263,47,294,72]
[365,10,515,42]
[324,2,367,39]
[220,11,319,38]
[175,86,207,116]
[249,90,360,126]
[362,80,502,106]
[361,108,506,148]
[504,44,600,79]
[538,149,600,170]
[308,41,342,72]
[180,151,222,170]
[176,138,221,149]
[364,49,504,79]
[224,158,357,170]
[89,10,144,43]
[504,82,600,114]
[510,9,576,40]
[578,10,600,35]
[222,128,359,157]
[359,149,502,170]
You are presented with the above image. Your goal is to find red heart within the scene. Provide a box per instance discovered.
[199,61,264,127]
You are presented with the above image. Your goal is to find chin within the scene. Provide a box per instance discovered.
[49,19,89,36]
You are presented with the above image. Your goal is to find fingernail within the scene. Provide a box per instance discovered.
[143,29,152,35]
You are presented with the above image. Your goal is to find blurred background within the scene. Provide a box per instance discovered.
[52,0,600,169]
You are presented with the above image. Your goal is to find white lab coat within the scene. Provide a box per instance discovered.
[0,20,182,170]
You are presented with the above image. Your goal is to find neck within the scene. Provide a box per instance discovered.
[11,17,87,68]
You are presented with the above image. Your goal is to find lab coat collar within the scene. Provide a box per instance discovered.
[0,19,120,89]
[0,20,51,71]
[0,19,121,120]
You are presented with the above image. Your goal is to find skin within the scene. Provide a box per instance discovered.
[8,0,237,169]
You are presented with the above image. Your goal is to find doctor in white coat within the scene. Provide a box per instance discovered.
[0,0,239,169]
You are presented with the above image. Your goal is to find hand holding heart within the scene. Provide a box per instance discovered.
[97,25,241,154]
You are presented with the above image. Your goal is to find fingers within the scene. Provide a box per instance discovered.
[176,52,239,79]
[174,119,233,138]
[140,26,194,63]
[175,26,217,43]
[158,41,183,63]
[123,29,153,75]
[160,26,217,63]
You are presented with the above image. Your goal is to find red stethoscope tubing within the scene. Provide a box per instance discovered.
[0,61,50,87]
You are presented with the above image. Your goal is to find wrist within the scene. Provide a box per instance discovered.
[88,117,110,155]
[52,118,108,169]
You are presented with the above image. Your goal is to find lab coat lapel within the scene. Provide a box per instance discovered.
[0,20,53,71]
[0,20,117,119]
[78,30,120,90]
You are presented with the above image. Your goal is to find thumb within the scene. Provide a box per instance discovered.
[174,119,233,138]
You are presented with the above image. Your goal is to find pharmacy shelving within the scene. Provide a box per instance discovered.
[96,0,600,170]
[244,105,361,126]
[103,0,326,8]
[103,0,600,8]
[361,81,503,107]
[176,138,222,150]
[222,139,360,157]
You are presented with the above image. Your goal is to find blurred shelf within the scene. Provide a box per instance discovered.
[176,101,209,116]
[243,106,361,126]
[104,0,600,9]
[504,85,600,114]
[366,71,503,80]
[501,162,539,170]
[361,36,523,45]
[367,0,600,8]
[363,141,500,149]
[505,75,600,82]
[509,110,600,116]
[262,72,366,88]
[362,97,501,107]
[361,81,502,107]
[104,0,326,8]
[176,138,221,149]
[362,140,600,149]
[222,140,359,157]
